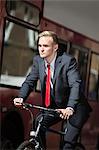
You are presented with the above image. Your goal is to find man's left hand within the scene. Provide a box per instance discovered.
[56,107,74,120]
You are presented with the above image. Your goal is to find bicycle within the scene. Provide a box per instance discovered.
[16,103,86,150]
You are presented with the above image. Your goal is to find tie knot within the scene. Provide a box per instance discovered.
[47,64,50,68]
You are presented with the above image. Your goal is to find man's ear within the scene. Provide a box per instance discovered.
[54,44,58,51]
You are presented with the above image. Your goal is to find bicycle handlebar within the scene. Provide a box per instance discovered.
[22,103,58,113]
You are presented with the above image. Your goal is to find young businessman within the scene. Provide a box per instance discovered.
[14,31,91,149]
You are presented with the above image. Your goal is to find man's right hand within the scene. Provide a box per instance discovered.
[13,98,23,106]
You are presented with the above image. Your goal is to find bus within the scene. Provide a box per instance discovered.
[0,0,44,149]
[0,0,99,149]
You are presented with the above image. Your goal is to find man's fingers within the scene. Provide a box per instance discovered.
[13,98,23,106]
[56,108,74,120]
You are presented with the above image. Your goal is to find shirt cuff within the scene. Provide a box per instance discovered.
[66,107,74,112]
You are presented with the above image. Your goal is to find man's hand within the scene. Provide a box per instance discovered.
[13,98,23,106]
[56,107,74,120]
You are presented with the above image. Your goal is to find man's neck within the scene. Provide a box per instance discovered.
[45,52,57,64]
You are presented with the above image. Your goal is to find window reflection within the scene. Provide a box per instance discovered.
[6,0,40,26]
[69,45,88,93]
[88,53,99,101]
[0,20,39,87]
[4,20,38,49]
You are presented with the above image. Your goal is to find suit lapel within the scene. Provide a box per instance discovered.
[39,58,46,86]
[53,56,63,85]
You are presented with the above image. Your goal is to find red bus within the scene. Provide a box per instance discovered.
[0,0,99,149]
[0,0,44,149]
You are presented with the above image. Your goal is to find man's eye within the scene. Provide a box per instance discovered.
[38,44,49,47]
[38,44,41,47]
[44,45,49,47]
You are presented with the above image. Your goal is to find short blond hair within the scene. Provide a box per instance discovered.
[38,31,58,44]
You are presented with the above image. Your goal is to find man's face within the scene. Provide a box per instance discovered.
[38,36,58,59]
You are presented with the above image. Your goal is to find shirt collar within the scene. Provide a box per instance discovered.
[44,53,57,69]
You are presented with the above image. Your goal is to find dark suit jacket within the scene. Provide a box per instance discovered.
[19,53,91,110]
[19,52,92,128]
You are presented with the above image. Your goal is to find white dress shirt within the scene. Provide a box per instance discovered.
[44,53,57,89]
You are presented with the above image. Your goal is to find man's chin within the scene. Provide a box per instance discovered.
[40,55,46,58]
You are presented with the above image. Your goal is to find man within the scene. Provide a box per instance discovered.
[14,31,91,149]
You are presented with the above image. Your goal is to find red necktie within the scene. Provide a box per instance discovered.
[45,64,50,107]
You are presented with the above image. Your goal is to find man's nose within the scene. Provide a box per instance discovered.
[40,46,44,51]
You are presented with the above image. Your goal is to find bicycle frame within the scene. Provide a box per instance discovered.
[19,103,67,149]
[23,103,67,135]
[17,103,86,150]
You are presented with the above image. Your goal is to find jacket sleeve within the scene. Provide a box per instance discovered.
[19,56,39,101]
[66,57,81,109]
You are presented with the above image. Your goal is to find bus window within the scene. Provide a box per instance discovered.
[6,0,40,26]
[88,53,99,101]
[0,19,39,88]
[69,44,89,93]
[58,40,68,55]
